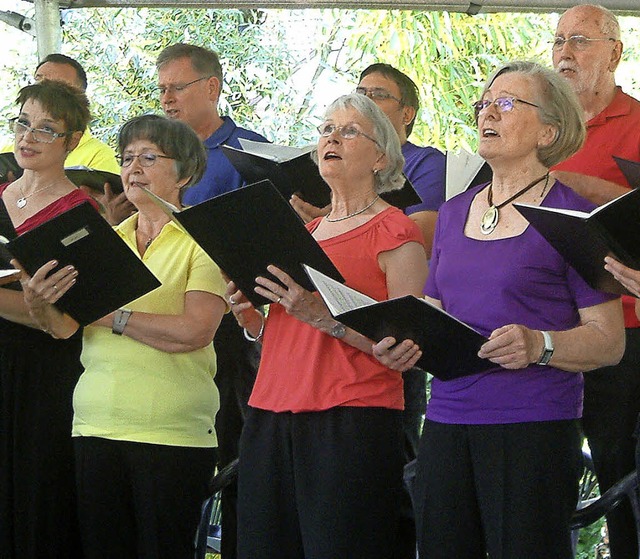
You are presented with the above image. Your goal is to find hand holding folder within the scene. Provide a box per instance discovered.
[143,179,345,307]
[2,202,160,325]
[304,264,491,380]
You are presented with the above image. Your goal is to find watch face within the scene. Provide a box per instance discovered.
[331,323,346,339]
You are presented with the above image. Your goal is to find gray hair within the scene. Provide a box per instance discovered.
[483,61,585,168]
[118,114,206,194]
[313,93,405,193]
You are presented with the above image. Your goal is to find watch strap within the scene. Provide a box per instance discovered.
[112,309,132,335]
[536,330,554,365]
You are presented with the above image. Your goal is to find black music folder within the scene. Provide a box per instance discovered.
[221,139,422,210]
[304,265,491,380]
[64,166,123,194]
[144,179,345,307]
[613,156,640,188]
[515,187,640,295]
[2,202,160,325]
[0,152,122,194]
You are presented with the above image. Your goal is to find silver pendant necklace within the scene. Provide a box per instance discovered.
[16,182,57,209]
[480,173,549,235]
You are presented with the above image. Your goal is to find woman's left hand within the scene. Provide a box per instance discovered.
[15,259,77,309]
[478,324,541,369]
[255,265,331,325]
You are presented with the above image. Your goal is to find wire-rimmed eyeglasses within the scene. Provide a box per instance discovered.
[551,35,616,51]
[473,96,540,121]
[119,153,174,168]
[317,123,380,146]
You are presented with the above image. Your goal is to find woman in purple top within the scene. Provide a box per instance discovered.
[377,61,625,558]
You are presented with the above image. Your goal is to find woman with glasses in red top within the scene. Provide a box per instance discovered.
[0,80,98,559]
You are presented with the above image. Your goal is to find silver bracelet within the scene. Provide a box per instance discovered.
[112,309,133,335]
[243,313,265,343]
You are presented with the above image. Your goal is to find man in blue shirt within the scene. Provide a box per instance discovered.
[156,43,267,204]
[156,43,267,558]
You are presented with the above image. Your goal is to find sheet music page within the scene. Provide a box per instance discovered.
[238,138,314,163]
[304,264,376,316]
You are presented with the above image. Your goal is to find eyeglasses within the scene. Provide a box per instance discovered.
[473,97,540,120]
[156,75,213,96]
[317,123,380,146]
[10,117,71,144]
[551,35,616,51]
[354,87,402,104]
[119,153,174,168]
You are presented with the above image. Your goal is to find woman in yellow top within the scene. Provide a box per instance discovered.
[21,114,227,558]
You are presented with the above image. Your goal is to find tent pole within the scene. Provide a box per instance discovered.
[34,0,61,60]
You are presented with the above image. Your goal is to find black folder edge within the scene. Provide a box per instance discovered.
[4,202,161,325]
[613,156,640,189]
[221,144,422,211]
[514,200,638,296]
[142,180,345,308]
[0,153,122,194]
[303,265,491,381]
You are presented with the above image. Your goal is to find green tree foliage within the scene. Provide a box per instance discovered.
[2,7,638,156]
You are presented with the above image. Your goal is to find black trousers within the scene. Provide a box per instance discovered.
[237,406,404,559]
[74,436,216,559]
[583,327,640,559]
[414,419,582,559]
[213,313,260,559]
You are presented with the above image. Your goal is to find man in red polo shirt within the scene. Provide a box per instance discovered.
[552,5,640,559]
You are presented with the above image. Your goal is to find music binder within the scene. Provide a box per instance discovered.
[304,265,491,381]
[3,202,161,325]
[515,187,640,295]
[613,156,640,188]
[143,179,345,307]
[0,153,122,194]
[64,166,123,194]
[221,139,422,210]
[445,150,492,200]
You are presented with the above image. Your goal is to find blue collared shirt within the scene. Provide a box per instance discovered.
[183,116,268,206]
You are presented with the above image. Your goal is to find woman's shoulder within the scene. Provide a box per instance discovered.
[371,206,424,244]
[547,179,598,213]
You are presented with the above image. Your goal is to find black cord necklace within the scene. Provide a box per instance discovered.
[480,173,549,235]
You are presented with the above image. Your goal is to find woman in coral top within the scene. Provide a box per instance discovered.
[227,93,428,559]
[0,80,97,559]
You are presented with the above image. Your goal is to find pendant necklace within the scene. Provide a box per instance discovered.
[16,182,58,209]
[480,173,549,235]
[325,195,380,223]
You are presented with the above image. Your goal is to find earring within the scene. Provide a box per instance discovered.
[373,169,379,175]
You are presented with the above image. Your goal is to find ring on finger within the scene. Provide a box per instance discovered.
[276,296,282,304]
[53,284,58,291]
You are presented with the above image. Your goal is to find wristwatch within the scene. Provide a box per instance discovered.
[330,321,347,339]
[112,309,133,335]
[536,330,554,365]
